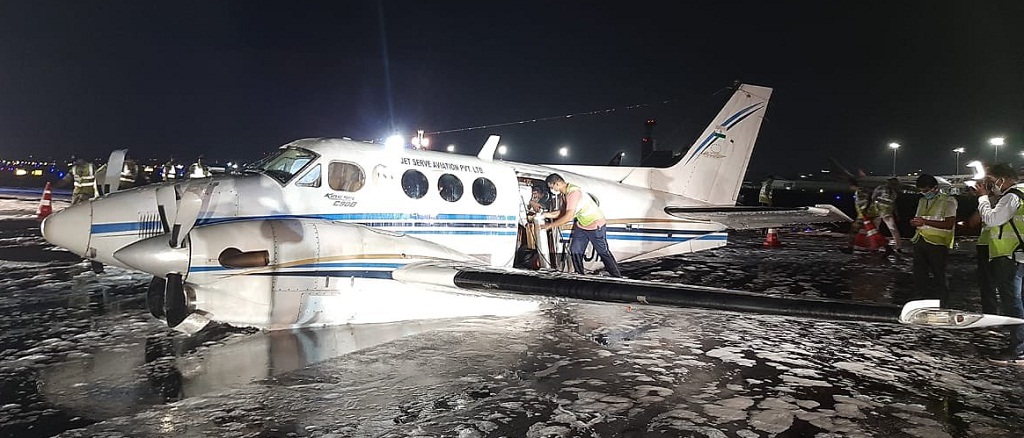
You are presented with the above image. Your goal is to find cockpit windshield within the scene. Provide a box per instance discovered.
[245,147,320,184]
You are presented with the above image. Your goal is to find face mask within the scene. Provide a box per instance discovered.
[923,191,938,200]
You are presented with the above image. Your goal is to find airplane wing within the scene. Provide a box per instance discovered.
[393,262,1024,330]
[663,204,852,229]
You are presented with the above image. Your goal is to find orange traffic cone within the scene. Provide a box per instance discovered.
[854,218,887,251]
[36,182,53,221]
[763,228,782,247]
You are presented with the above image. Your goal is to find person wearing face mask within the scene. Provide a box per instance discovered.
[540,173,622,278]
[909,174,959,308]
[975,163,1024,365]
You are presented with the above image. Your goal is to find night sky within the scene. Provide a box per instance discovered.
[1,1,1021,178]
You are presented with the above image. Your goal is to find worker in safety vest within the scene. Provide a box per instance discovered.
[539,173,622,277]
[188,155,211,179]
[871,177,902,252]
[842,178,876,253]
[909,174,958,307]
[162,159,179,182]
[119,159,138,188]
[758,175,774,206]
[69,157,97,204]
[975,163,1024,365]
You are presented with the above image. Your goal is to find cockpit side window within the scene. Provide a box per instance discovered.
[248,147,319,184]
[328,162,366,192]
[295,164,321,188]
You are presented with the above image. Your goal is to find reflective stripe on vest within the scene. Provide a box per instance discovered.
[72,163,95,188]
[567,184,602,227]
[873,186,896,215]
[988,187,1024,259]
[912,193,954,248]
[979,226,992,245]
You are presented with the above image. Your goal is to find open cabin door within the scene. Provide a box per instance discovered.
[514,176,566,271]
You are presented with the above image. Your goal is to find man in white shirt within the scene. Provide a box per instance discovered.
[975,163,1024,365]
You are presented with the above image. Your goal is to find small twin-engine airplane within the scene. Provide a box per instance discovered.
[41,84,1022,333]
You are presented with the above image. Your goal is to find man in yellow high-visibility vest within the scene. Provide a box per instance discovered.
[976,163,1024,365]
[909,174,957,306]
[540,173,622,277]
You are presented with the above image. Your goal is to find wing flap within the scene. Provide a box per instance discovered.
[664,204,851,230]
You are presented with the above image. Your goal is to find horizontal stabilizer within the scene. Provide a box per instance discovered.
[664,204,852,230]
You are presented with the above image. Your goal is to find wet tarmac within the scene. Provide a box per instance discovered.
[1,197,1023,437]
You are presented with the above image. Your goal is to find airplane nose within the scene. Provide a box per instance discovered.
[41,202,92,256]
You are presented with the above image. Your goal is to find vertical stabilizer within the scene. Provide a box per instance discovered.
[624,84,771,205]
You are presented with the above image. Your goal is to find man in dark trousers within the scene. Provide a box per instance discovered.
[540,173,622,277]
[975,163,1024,365]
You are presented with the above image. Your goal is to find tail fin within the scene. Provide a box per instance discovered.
[624,84,771,205]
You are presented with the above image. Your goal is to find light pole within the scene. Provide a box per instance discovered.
[952,147,965,175]
[888,142,900,176]
[497,145,507,158]
[990,137,1005,161]
[558,146,568,159]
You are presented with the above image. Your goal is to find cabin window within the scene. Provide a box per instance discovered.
[472,177,497,205]
[402,169,429,199]
[295,164,321,188]
[438,173,464,202]
[328,162,365,192]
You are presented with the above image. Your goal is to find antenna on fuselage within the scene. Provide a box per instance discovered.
[477,135,501,161]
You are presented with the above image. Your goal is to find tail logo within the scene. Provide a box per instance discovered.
[683,101,766,165]
[699,130,728,159]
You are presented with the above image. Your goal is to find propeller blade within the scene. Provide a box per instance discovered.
[169,191,202,248]
[100,149,128,195]
[147,276,166,319]
[155,185,179,234]
[164,273,189,327]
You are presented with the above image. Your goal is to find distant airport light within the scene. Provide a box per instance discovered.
[990,137,1005,161]
[888,142,900,176]
[952,147,965,175]
[446,144,455,152]
[559,147,569,157]
[497,145,507,156]
[410,137,420,147]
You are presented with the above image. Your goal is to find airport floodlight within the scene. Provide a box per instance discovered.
[620,151,626,157]
[446,144,455,152]
[991,137,1005,161]
[385,134,405,150]
[559,147,569,157]
[421,137,430,148]
[953,147,965,175]
[497,145,507,156]
[410,136,420,147]
[888,142,900,176]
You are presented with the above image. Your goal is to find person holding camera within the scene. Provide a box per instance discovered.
[909,174,958,307]
[975,163,1024,365]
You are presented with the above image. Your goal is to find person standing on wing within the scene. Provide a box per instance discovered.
[540,173,622,277]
